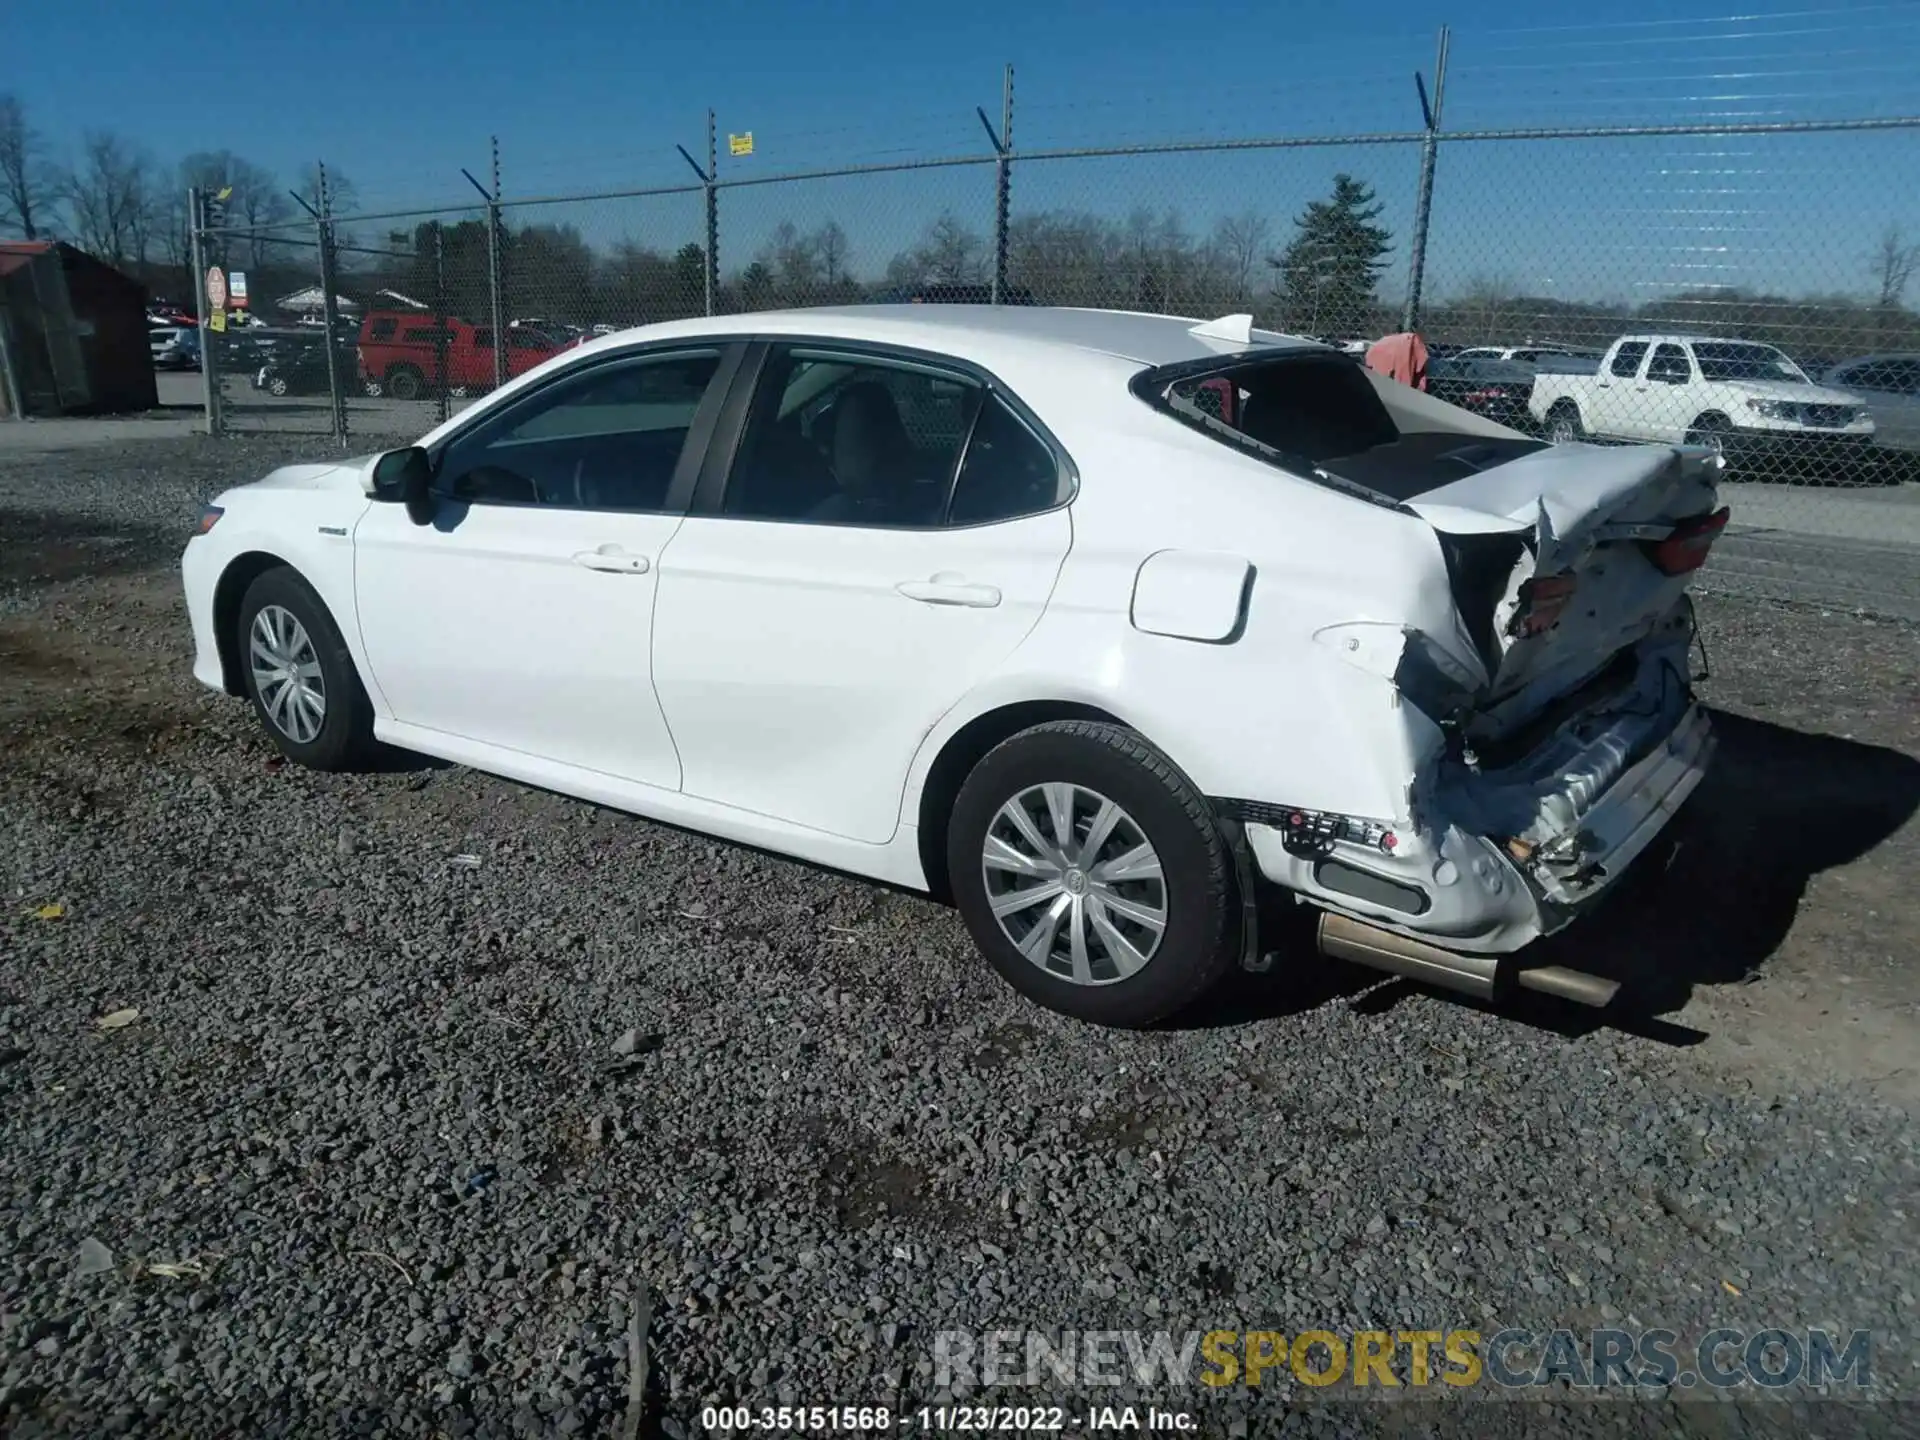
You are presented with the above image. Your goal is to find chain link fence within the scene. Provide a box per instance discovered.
[185,13,1920,617]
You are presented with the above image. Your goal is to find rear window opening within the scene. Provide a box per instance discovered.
[1132,350,1547,504]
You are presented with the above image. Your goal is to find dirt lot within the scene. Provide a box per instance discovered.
[2,436,1916,1435]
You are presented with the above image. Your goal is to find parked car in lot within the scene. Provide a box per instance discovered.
[183,306,1725,1027]
[1822,353,1920,457]
[1456,344,1603,368]
[1424,355,1539,430]
[151,326,201,370]
[252,343,358,398]
[356,309,564,401]
[1530,334,1875,475]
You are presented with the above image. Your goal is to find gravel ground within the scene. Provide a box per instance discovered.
[2,436,1917,1437]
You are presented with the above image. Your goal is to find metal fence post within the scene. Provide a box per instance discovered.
[979,65,1014,304]
[432,221,450,425]
[463,142,508,388]
[186,186,223,436]
[315,164,348,443]
[1401,25,1451,334]
[705,110,719,316]
[490,137,506,388]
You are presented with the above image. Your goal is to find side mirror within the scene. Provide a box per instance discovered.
[372,446,435,526]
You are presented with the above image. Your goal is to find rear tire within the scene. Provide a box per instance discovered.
[385,365,426,402]
[267,376,289,397]
[235,568,376,772]
[946,720,1239,1028]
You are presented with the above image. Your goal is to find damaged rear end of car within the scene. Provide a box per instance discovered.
[1132,342,1728,999]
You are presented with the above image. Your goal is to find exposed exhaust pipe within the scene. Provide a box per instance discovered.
[1315,912,1619,1008]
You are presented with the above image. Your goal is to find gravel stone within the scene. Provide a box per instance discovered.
[0,436,1915,1436]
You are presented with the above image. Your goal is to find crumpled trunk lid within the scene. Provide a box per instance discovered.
[1403,441,1723,726]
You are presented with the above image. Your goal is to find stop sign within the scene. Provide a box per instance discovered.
[206,267,228,309]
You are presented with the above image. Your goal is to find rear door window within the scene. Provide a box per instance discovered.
[946,396,1063,526]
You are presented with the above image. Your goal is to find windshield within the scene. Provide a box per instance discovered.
[1693,342,1807,384]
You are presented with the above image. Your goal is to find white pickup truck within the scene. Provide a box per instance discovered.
[1529,334,1876,474]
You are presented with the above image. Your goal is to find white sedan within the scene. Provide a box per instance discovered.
[182,305,1726,1026]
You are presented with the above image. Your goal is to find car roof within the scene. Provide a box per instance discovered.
[570,305,1326,372]
[1620,334,1782,346]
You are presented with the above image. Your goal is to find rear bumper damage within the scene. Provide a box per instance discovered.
[1244,654,1713,958]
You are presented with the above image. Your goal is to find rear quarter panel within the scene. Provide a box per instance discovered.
[900,394,1475,832]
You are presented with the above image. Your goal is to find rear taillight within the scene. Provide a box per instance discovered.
[1645,506,1731,576]
[196,505,224,536]
[1509,573,1578,638]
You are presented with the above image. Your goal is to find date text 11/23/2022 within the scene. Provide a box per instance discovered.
[698,1406,1197,1432]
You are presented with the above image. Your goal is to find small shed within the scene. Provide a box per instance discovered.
[0,241,157,418]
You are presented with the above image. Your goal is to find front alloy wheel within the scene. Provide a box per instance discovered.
[236,567,375,770]
[983,782,1167,986]
[249,603,327,744]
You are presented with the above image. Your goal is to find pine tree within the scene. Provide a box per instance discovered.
[1270,174,1393,336]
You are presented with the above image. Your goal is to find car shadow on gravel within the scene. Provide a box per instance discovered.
[1530,708,1920,1029]
[1182,709,1920,1040]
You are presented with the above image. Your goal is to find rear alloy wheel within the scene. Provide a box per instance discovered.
[1547,407,1584,444]
[948,720,1238,1027]
[267,376,290,397]
[236,568,376,771]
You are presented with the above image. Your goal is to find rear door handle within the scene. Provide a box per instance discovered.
[573,546,650,574]
[896,576,1002,608]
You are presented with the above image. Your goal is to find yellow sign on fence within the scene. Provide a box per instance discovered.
[728,132,754,157]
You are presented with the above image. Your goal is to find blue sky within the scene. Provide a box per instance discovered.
[7,0,1918,304]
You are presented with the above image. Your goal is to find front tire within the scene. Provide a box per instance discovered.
[946,720,1238,1028]
[1685,413,1731,459]
[236,568,375,771]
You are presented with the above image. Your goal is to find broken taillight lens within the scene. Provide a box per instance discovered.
[1645,506,1731,576]
[1509,573,1578,638]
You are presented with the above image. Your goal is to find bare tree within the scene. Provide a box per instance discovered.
[63,132,158,267]
[295,163,358,218]
[1871,224,1919,311]
[0,94,53,240]
[761,220,823,299]
[1207,211,1272,306]
[815,220,849,287]
[1458,273,1517,343]
[178,151,291,267]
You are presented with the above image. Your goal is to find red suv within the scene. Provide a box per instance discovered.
[357,310,565,400]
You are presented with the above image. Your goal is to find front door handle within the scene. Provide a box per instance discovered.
[573,546,650,574]
[896,576,1002,608]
